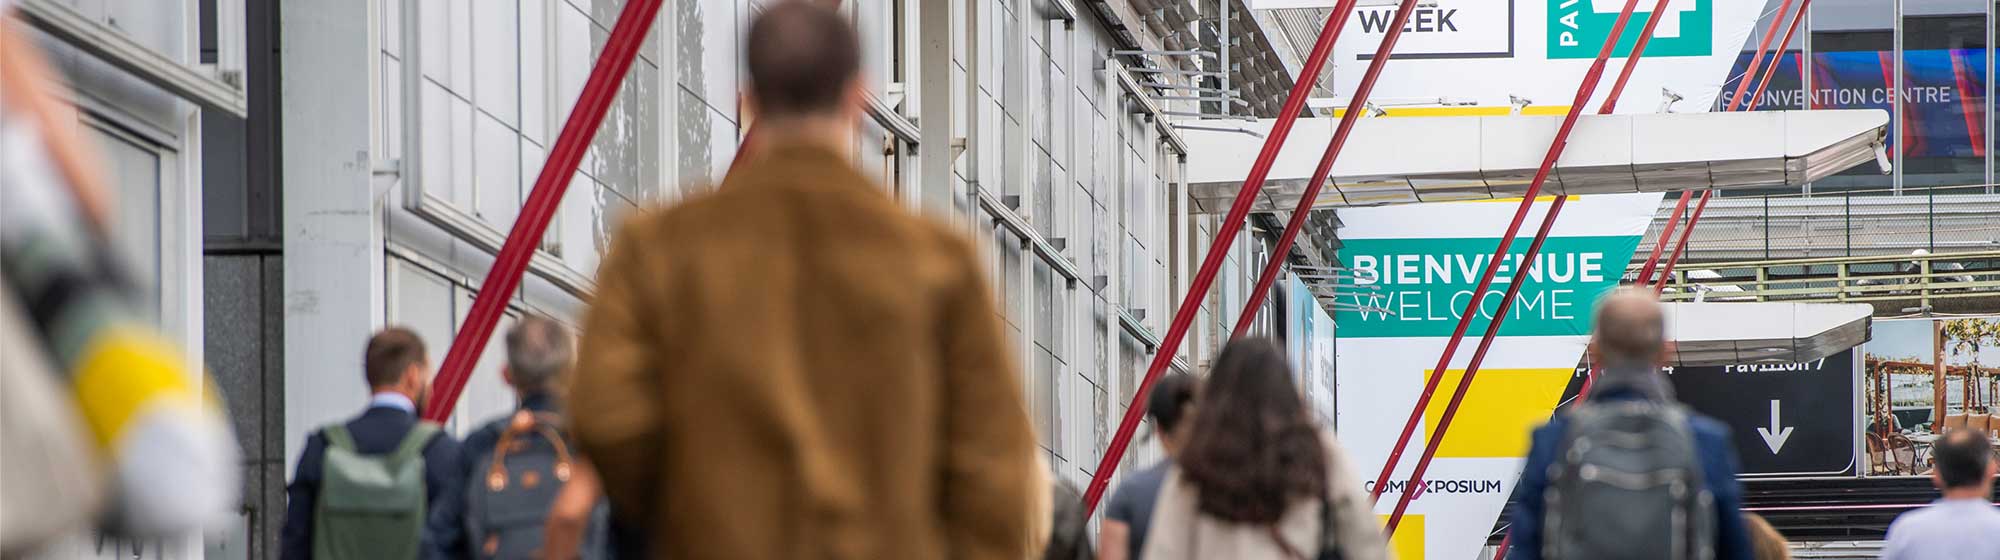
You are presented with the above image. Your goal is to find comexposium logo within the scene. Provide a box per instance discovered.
[1549,0,1710,59]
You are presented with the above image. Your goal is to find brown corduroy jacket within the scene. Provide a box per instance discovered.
[571,141,1040,560]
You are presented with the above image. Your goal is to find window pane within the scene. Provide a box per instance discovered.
[1810,0,1898,194]
[1903,1,1986,193]
[94,128,162,303]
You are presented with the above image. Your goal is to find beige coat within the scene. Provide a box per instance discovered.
[571,142,1040,560]
[1142,430,1393,560]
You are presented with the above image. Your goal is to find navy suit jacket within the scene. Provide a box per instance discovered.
[1507,388,1752,560]
[280,405,467,560]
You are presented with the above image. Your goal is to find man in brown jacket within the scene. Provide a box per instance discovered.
[569,2,1040,558]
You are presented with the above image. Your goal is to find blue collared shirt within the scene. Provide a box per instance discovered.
[369,392,417,415]
[1883,497,2000,559]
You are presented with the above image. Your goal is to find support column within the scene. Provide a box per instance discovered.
[1937,319,1948,429]
[917,0,956,216]
[280,0,384,468]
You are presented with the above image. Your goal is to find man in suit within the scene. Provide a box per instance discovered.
[281,327,466,559]
[568,2,1039,559]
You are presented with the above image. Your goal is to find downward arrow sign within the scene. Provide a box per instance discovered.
[1757,399,1794,454]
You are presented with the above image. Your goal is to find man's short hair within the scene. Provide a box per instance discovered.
[745,1,860,117]
[505,315,574,392]
[1147,372,1197,434]
[1593,289,1667,369]
[1933,428,1993,489]
[364,327,428,389]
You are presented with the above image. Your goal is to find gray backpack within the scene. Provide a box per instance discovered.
[1543,401,1715,560]
[466,411,609,560]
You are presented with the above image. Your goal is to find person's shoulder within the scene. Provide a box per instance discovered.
[1684,410,1737,445]
[414,421,461,452]
[459,416,508,454]
[1528,414,1569,443]
[1886,503,1948,535]
[1685,410,1732,434]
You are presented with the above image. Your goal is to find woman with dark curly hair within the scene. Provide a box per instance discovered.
[1143,338,1389,560]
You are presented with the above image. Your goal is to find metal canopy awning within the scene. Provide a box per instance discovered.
[1182,109,1889,212]
[1664,302,1873,367]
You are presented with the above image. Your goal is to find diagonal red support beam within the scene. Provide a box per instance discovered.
[424,0,664,421]
[1382,0,1652,534]
[1727,0,1796,112]
[1080,0,1364,516]
[1230,0,1425,338]
[1745,0,1813,113]
[1654,189,1713,293]
[1370,0,1648,509]
[1650,0,1805,299]
[1636,191,1693,285]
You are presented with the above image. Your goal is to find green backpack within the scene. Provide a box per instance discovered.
[312,422,440,559]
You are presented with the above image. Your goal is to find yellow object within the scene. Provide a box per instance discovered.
[1378,514,1426,559]
[70,326,203,450]
[1422,368,1572,458]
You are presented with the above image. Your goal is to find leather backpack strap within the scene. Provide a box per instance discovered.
[1270,524,1309,560]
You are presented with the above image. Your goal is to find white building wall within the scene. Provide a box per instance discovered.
[281,0,1230,542]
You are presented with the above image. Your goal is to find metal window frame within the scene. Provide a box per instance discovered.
[15,0,249,118]
[395,0,596,297]
[1109,59,1190,156]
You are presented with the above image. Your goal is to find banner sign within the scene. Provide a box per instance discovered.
[1718,49,1989,159]
[1336,194,1662,559]
[1548,0,1714,59]
[1863,317,2000,477]
[1667,350,1861,477]
[1323,0,1761,114]
[1286,276,1339,426]
[1352,0,1516,60]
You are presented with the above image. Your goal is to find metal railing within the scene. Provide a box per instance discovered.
[1650,250,2000,311]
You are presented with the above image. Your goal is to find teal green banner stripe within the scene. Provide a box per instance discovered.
[1335,235,1644,338]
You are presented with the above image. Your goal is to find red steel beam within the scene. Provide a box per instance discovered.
[1369,0,1646,507]
[1653,189,1713,293]
[1745,0,1812,113]
[1230,0,1425,338]
[1081,0,1364,515]
[1382,0,1648,534]
[1727,0,1796,112]
[1635,191,1692,285]
[1595,0,1675,115]
[424,0,663,421]
[1648,0,1804,299]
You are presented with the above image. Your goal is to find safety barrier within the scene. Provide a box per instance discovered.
[1652,250,2000,311]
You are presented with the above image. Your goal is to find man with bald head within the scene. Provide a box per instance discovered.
[1506,290,1751,560]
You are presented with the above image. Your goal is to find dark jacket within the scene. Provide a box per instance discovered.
[457,393,561,478]
[280,404,467,560]
[1506,386,1752,560]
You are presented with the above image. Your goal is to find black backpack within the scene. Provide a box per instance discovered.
[466,411,610,560]
[1268,494,1340,560]
[1543,400,1715,560]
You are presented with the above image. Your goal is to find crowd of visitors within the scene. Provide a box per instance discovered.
[14,1,2000,559]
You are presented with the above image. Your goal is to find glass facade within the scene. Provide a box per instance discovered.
[1676,0,2000,262]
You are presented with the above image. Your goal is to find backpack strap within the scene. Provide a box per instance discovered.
[1318,493,1340,560]
[322,424,357,453]
[390,422,441,465]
